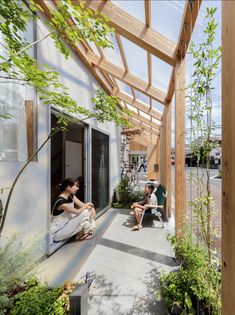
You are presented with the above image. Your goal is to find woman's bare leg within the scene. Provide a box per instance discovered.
[133,207,143,229]
[89,207,96,219]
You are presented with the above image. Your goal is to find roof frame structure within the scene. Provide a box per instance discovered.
[40,0,201,143]
[79,0,177,66]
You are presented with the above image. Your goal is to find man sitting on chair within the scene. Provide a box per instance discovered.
[131,182,157,230]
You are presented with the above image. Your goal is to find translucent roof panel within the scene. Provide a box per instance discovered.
[152,99,164,112]
[133,89,149,105]
[152,56,173,92]
[121,37,148,83]
[126,103,138,114]
[152,117,161,126]
[101,34,125,69]
[139,111,151,120]
[151,1,186,43]
[86,40,100,56]
[112,1,145,23]
[115,79,132,95]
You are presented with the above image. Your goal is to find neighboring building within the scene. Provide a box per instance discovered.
[0,15,121,256]
[129,141,147,167]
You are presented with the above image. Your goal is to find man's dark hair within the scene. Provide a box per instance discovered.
[146,182,155,192]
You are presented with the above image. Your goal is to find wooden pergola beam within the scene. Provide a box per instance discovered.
[115,91,162,121]
[125,116,159,136]
[79,0,176,66]
[86,50,166,103]
[122,103,160,130]
[166,0,202,103]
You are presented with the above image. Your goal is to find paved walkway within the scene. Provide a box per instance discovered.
[74,209,175,315]
[36,208,176,315]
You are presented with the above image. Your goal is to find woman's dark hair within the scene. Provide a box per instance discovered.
[58,178,78,192]
[146,182,155,193]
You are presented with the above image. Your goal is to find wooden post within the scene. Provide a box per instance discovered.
[160,104,171,218]
[160,111,166,187]
[174,60,185,235]
[166,102,171,217]
[222,2,235,313]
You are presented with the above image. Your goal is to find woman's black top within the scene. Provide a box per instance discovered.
[52,195,73,216]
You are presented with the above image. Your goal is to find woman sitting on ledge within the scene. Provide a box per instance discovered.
[51,178,96,242]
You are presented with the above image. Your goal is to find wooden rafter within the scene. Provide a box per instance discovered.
[134,134,158,146]
[38,0,114,98]
[149,97,152,112]
[115,91,162,121]
[147,52,152,86]
[79,0,176,66]
[145,0,151,28]
[133,137,152,146]
[166,0,202,103]
[123,102,160,130]
[115,34,129,71]
[39,0,165,137]
[125,116,159,135]
[86,50,166,103]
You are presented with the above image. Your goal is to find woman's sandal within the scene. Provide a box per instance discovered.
[131,225,142,231]
[75,231,94,241]
[76,231,94,241]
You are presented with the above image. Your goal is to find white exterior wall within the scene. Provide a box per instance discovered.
[0,16,121,256]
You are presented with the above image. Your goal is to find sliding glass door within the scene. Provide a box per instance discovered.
[92,129,109,214]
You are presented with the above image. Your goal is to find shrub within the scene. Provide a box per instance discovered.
[11,278,71,315]
[113,177,143,208]
[160,234,221,315]
[0,235,40,314]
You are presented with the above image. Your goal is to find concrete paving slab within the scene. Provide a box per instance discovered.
[73,209,176,315]
[35,208,176,314]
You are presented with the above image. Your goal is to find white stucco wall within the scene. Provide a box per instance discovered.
[0,16,121,256]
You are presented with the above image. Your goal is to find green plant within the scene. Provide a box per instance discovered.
[10,278,79,315]
[186,5,221,256]
[160,234,221,315]
[113,177,143,209]
[0,236,42,314]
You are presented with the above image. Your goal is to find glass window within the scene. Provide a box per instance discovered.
[0,18,36,161]
[92,129,109,213]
